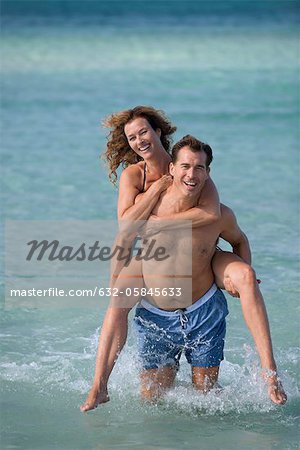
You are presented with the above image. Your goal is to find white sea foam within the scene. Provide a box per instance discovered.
[1,326,298,417]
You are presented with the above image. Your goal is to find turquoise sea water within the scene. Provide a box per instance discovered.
[1,1,300,449]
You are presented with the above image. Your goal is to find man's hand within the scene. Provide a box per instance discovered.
[224,277,262,299]
[223,277,240,298]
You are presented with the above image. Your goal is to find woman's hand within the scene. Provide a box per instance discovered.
[151,175,173,194]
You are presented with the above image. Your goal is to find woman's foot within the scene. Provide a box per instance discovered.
[262,371,287,405]
[80,385,110,412]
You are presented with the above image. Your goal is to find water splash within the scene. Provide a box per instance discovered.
[1,327,298,417]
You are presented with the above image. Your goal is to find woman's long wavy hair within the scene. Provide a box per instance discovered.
[102,106,177,185]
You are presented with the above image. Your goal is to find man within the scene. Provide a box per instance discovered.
[133,135,285,401]
[80,136,286,411]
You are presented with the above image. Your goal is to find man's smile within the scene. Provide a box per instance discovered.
[183,180,197,190]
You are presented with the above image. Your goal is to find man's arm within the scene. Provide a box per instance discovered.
[219,204,251,264]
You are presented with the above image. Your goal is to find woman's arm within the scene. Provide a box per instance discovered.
[117,166,172,221]
[152,177,220,227]
[113,166,172,280]
[143,178,220,237]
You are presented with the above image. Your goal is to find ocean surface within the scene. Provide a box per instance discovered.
[1,1,300,449]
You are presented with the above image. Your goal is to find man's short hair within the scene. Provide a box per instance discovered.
[172,135,213,168]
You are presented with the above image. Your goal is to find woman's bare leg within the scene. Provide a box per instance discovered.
[212,251,287,405]
[80,306,130,411]
[81,258,143,412]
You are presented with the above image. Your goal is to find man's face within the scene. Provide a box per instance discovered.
[124,117,162,159]
[169,146,210,197]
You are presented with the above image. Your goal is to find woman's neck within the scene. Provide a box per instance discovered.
[144,150,171,176]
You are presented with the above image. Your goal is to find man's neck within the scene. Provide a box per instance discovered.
[166,184,202,212]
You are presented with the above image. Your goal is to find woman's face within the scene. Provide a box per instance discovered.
[124,117,162,159]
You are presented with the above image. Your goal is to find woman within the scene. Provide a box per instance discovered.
[80,106,286,411]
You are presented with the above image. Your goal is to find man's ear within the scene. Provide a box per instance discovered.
[169,162,175,176]
[156,128,161,138]
[206,167,210,177]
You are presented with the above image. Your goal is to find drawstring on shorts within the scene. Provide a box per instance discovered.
[175,309,188,329]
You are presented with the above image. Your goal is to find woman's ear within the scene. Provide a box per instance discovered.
[156,128,161,138]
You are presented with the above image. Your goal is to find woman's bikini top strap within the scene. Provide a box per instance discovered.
[141,162,147,192]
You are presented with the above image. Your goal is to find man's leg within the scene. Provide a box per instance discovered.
[212,251,287,405]
[140,366,177,401]
[192,366,220,392]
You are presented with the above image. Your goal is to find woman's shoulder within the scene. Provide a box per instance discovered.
[120,161,145,188]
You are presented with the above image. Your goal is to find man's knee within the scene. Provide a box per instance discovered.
[140,376,164,402]
[140,366,176,400]
[192,366,219,392]
[140,384,162,402]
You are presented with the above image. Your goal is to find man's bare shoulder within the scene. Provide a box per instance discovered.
[220,203,234,216]
[220,204,237,225]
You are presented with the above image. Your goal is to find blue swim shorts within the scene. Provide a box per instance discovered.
[134,284,228,369]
